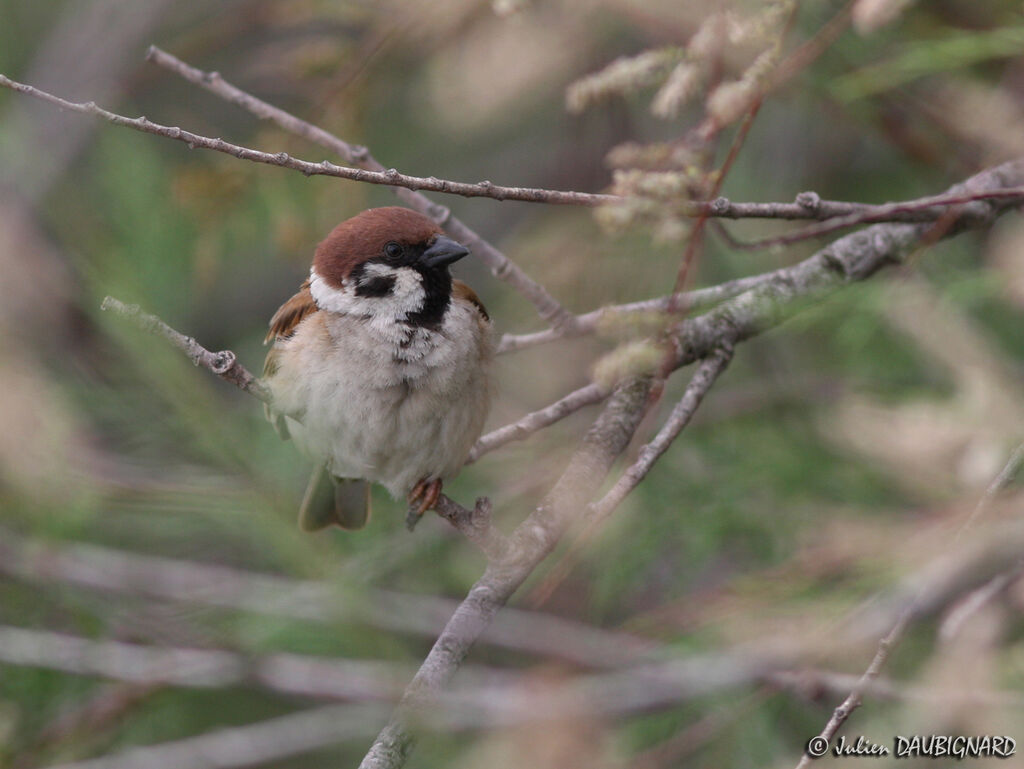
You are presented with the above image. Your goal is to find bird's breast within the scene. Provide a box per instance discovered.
[265,302,493,496]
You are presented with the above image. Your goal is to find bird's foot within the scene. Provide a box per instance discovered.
[406,477,443,531]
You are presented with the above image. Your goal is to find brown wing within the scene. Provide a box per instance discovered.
[452,279,489,322]
[264,279,318,383]
[265,279,318,344]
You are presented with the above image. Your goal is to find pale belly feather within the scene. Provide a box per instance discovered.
[267,304,492,497]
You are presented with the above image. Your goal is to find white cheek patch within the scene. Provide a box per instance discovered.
[309,266,426,321]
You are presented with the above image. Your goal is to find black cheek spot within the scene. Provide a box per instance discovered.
[355,275,397,298]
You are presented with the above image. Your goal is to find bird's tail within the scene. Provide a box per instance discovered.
[298,463,371,531]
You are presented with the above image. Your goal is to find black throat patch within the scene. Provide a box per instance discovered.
[404,266,452,329]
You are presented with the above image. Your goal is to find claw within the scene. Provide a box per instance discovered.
[419,479,442,515]
[405,478,443,531]
[409,478,428,505]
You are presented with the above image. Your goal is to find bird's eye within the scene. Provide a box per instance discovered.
[384,242,403,260]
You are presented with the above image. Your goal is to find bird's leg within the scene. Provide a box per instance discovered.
[406,477,443,531]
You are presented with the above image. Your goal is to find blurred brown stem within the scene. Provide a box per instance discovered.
[796,440,1024,769]
[0,529,657,669]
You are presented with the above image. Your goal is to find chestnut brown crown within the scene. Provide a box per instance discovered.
[313,207,443,288]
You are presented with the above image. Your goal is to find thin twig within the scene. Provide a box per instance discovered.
[957,440,1024,535]
[795,440,1024,768]
[433,495,511,562]
[100,296,270,402]
[527,349,732,607]
[666,159,1024,372]
[357,377,656,769]
[5,69,1021,233]
[467,383,609,462]
[679,188,1024,223]
[669,98,763,313]
[496,268,788,354]
[591,348,732,521]
[713,187,1024,250]
[769,0,854,90]
[0,72,616,208]
[938,440,1024,641]
[144,46,581,332]
[794,613,911,769]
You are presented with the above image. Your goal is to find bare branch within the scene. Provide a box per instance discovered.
[694,188,1024,224]
[496,268,787,353]
[666,159,1024,372]
[100,296,270,402]
[796,438,1024,769]
[145,46,580,332]
[526,349,732,605]
[8,68,1020,228]
[938,440,1024,641]
[361,158,1024,769]
[433,495,511,562]
[0,72,615,208]
[794,612,911,769]
[714,186,1024,250]
[467,382,609,462]
[5,67,1022,238]
[591,348,732,521]
[358,376,655,769]
[957,440,1024,534]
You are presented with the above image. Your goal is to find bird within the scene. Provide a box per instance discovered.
[262,207,494,532]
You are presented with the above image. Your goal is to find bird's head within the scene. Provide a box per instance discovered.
[308,207,470,327]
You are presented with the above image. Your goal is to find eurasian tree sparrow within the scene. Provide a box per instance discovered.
[263,207,494,531]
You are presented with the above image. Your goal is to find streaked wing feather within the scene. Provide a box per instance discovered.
[452,279,489,321]
[265,279,317,343]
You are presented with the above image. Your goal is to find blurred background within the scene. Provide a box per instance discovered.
[1,0,1023,766]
